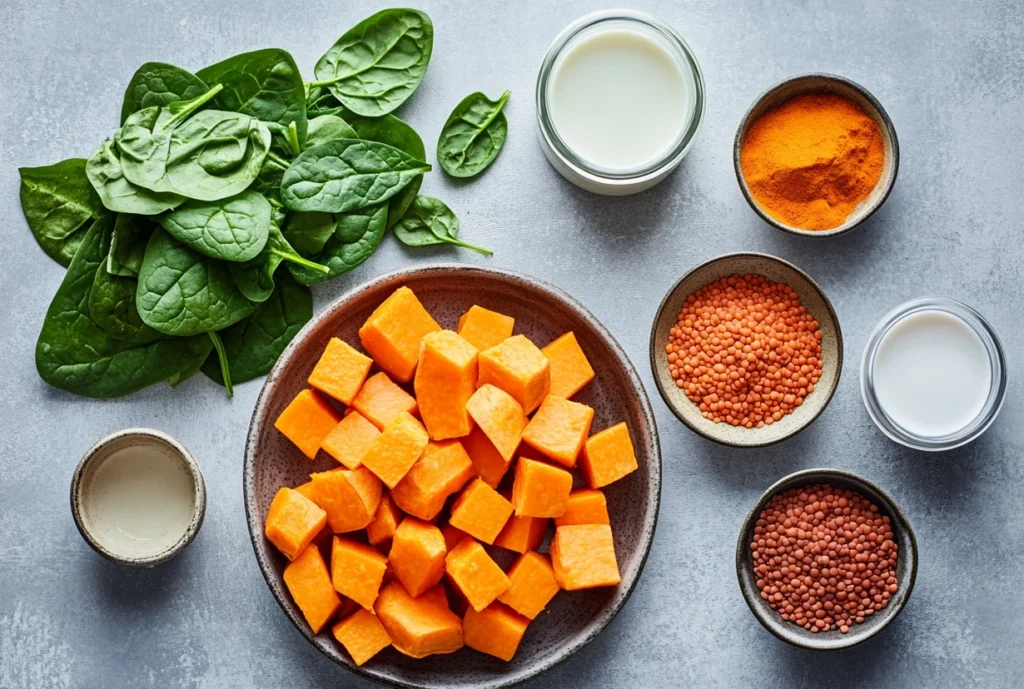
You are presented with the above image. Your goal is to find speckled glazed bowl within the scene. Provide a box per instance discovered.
[244,264,661,688]
[735,468,918,650]
[650,253,842,447]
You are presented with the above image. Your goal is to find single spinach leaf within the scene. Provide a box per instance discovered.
[19,159,105,266]
[136,227,256,336]
[229,224,328,302]
[437,90,510,178]
[202,273,312,386]
[305,115,357,148]
[283,211,336,255]
[311,9,433,117]
[344,113,425,227]
[120,62,208,124]
[393,195,491,255]
[280,138,429,213]
[35,218,213,398]
[159,189,271,262]
[288,203,387,285]
[86,137,185,215]
[107,214,154,276]
[89,263,163,344]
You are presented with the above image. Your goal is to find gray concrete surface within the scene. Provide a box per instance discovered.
[1,1,1021,687]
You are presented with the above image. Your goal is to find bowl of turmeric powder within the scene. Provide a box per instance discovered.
[734,74,899,237]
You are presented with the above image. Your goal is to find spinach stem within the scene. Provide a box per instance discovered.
[271,249,330,274]
[286,121,301,156]
[265,151,291,170]
[167,83,224,128]
[207,331,234,398]
[443,236,493,256]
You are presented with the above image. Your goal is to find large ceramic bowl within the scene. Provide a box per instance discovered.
[244,264,661,688]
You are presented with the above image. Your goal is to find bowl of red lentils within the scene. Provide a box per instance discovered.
[736,468,918,650]
[649,252,842,447]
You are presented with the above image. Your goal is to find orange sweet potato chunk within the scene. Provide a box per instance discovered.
[391,440,474,521]
[511,458,573,518]
[414,330,478,440]
[580,422,638,489]
[331,536,387,610]
[359,287,441,382]
[309,467,382,533]
[352,372,418,431]
[274,389,341,459]
[361,412,429,489]
[457,305,515,352]
[294,480,318,502]
[498,552,560,619]
[265,487,327,561]
[549,524,621,590]
[332,608,392,666]
[308,337,373,406]
[542,332,595,399]
[388,518,447,597]
[555,489,610,527]
[375,581,464,658]
[462,426,512,489]
[445,538,510,612]
[441,522,469,552]
[521,395,594,468]
[321,411,381,469]
[463,603,529,662]
[366,494,402,548]
[465,384,526,462]
[477,335,551,414]
[448,478,514,545]
[493,513,548,554]
[283,545,341,634]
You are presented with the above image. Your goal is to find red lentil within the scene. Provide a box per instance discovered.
[750,484,899,633]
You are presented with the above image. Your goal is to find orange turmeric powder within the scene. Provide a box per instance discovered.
[740,93,884,231]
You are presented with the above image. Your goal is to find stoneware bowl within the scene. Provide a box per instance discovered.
[734,73,900,238]
[735,468,918,650]
[649,252,842,448]
[71,428,206,567]
[244,264,662,688]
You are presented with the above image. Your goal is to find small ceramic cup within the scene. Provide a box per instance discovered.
[71,428,206,567]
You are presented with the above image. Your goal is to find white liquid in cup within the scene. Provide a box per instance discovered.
[872,310,992,437]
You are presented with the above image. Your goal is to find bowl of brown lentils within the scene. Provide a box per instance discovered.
[736,468,918,650]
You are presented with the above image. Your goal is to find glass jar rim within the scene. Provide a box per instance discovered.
[535,9,706,185]
[860,297,1007,451]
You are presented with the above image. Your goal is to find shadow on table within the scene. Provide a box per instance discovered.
[89,544,199,612]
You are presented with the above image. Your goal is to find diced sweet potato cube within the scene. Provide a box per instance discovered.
[391,440,474,521]
[366,494,402,548]
[361,412,429,489]
[331,536,387,610]
[445,538,510,612]
[375,582,463,658]
[332,608,392,666]
[274,389,340,459]
[463,603,529,662]
[321,411,381,469]
[521,396,594,468]
[465,384,526,462]
[477,335,550,414]
[555,489,610,527]
[352,372,418,430]
[493,513,548,554]
[463,425,512,489]
[294,480,318,502]
[457,305,515,352]
[414,330,478,440]
[265,487,327,561]
[511,458,573,518]
[580,422,638,489]
[388,518,447,597]
[308,337,372,405]
[283,545,341,634]
[549,524,621,590]
[448,478,513,544]
[542,332,595,399]
[359,286,441,382]
[441,522,469,552]
[498,552,560,619]
[309,467,382,533]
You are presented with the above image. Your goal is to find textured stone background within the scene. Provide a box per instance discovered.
[1,1,1021,687]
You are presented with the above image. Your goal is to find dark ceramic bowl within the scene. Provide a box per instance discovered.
[734,73,900,238]
[244,264,661,688]
[735,468,918,650]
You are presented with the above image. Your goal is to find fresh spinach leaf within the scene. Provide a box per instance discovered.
[89,263,163,344]
[288,203,387,285]
[393,195,491,255]
[159,189,271,262]
[107,214,154,276]
[311,9,433,117]
[437,90,510,178]
[205,331,234,397]
[229,224,326,302]
[19,158,106,267]
[305,115,357,148]
[86,137,185,215]
[120,62,209,124]
[344,113,426,227]
[136,227,256,336]
[282,211,336,255]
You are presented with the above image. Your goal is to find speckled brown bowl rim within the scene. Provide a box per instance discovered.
[735,468,918,651]
[733,73,900,238]
[243,264,662,689]
[648,252,844,448]
[70,428,206,567]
